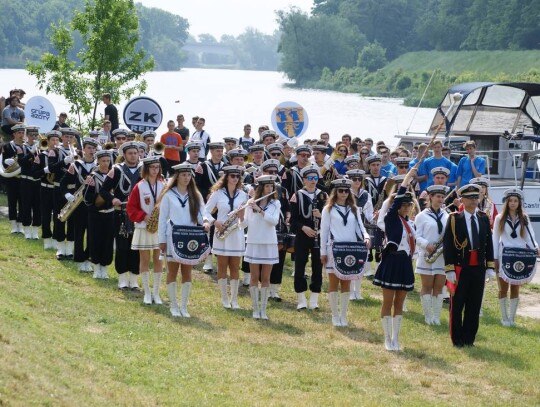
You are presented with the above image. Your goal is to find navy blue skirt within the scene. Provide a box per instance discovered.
[372,251,415,291]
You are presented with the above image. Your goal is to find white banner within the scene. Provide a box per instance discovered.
[24,96,56,133]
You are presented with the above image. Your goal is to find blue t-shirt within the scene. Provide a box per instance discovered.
[334,159,347,175]
[448,162,458,185]
[381,162,397,177]
[457,156,486,186]
[422,156,454,187]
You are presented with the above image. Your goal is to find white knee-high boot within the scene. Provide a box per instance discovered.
[392,315,403,351]
[432,294,444,325]
[381,316,393,351]
[340,292,350,327]
[499,297,510,326]
[141,272,152,304]
[509,298,519,326]
[180,282,192,318]
[167,282,181,317]
[421,294,433,325]
[260,287,269,320]
[328,292,340,326]
[152,272,163,304]
[218,278,231,308]
[250,286,260,319]
[230,279,240,309]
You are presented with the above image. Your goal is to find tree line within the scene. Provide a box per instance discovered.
[278,0,540,84]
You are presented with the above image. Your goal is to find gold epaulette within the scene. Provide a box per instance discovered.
[445,264,455,273]
[486,261,495,269]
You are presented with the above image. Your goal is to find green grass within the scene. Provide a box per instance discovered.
[1,217,540,406]
[383,50,540,76]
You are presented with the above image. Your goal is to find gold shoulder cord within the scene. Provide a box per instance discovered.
[451,214,468,258]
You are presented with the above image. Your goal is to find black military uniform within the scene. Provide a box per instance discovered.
[443,184,495,347]
[18,128,41,238]
[1,125,26,232]
[364,155,388,266]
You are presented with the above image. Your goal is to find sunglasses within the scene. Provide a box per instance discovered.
[116,136,126,140]
[305,175,319,181]
[228,174,240,179]
[350,177,362,182]
[337,188,350,194]
[339,150,347,154]
[298,153,311,158]
[398,165,409,169]
[360,152,369,155]
[266,170,277,175]
[271,153,281,157]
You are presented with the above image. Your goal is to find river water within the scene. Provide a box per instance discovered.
[2,68,435,147]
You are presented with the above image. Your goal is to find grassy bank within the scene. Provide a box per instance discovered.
[1,216,540,406]
[312,50,540,107]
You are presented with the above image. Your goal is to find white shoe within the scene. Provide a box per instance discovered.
[363,261,373,277]
[270,283,282,302]
[31,226,39,240]
[100,265,109,279]
[23,226,32,239]
[43,238,52,250]
[308,292,319,310]
[167,282,181,317]
[128,272,140,290]
[65,241,74,258]
[218,278,231,309]
[153,272,163,304]
[92,263,100,279]
[118,273,129,289]
[340,292,349,327]
[203,255,213,273]
[382,316,393,350]
[141,272,152,304]
[56,241,66,259]
[242,272,250,287]
[329,292,340,326]
[84,260,93,272]
[16,222,23,234]
[260,287,269,320]
[77,262,85,272]
[297,292,307,310]
[250,286,260,319]
[180,282,192,318]
[230,279,241,309]
[10,220,18,234]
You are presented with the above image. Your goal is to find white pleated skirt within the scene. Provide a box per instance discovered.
[211,228,245,257]
[131,227,159,250]
[244,243,279,265]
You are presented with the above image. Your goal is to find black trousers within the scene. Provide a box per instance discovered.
[52,188,74,242]
[270,249,287,285]
[294,231,323,293]
[40,186,54,239]
[114,210,140,274]
[88,211,114,266]
[20,178,41,227]
[450,266,486,346]
[72,204,89,263]
[6,177,21,221]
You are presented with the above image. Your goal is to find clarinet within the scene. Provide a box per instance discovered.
[312,192,320,249]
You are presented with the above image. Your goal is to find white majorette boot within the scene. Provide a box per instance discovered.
[421,294,433,325]
[84,260,93,272]
[203,254,213,274]
[77,262,86,272]
[152,272,163,304]
[92,263,100,279]
[382,316,393,351]
[100,265,109,279]
[340,292,350,327]
[242,271,250,287]
[329,292,340,326]
[432,294,444,325]
[260,287,269,320]
[118,272,129,289]
[56,241,66,260]
[308,292,319,310]
[65,241,74,258]
[128,272,140,290]
[509,298,519,326]
[31,226,39,240]
[402,296,408,312]
[180,282,192,318]
[270,283,282,302]
[392,315,403,351]
[297,292,307,310]
[363,261,373,277]
[167,282,181,317]
[250,286,260,319]
[10,220,18,234]
[499,297,510,326]
[16,222,23,233]
[218,278,231,309]
[23,226,32,239]
[43,238,53,250]
[230,279,241,309]
[141,272,152,304]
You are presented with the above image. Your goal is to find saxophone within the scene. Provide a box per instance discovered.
[146,206,160,234]
[58,184,85,222]
[424,236,444,264]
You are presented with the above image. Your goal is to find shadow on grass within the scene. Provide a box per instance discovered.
[464,345,529,370]
[397,348,457,372]
[337,324,382,345]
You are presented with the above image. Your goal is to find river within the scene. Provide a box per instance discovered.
[2,68,435,147]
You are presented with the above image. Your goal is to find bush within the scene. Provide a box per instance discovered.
[357,42,388,72]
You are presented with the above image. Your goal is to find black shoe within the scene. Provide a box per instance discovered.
[274,296,282,303]
[56,254,65,260]
[443,297,450,304]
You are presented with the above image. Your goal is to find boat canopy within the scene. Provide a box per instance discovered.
[429,82,540,137]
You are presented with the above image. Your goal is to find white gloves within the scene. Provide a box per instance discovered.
[486,269,496,280]
[29,143,38,154]
[324,158,334,170]
[44,167,50,174]
[446,271,457,284]
[4,158,15,166]
[65,193,75,202]
[64,155,75,165]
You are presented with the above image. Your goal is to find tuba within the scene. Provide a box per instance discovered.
[58,184,85,222]
[151,142,165,156]
[0,154,21,178]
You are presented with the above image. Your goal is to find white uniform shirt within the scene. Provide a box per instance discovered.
[158,187,207,244]
[191,130,211,160]
[245,199,281,244]
[414,208,449,253]
[320,205,370,256]
[492,213,538,259]
[205,188,248,224]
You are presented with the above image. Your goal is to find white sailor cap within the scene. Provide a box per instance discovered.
[470,177,490,187]
[141,130,157,139]
[25,126,39,135]
[223,165,244,174]
[261,159,280,172]
[344,156,359,165]
[260,130,277,140]
[223,137,238,144]
[256,175,277,185]
[46,130,62,139]
[431,166,450,177]
[300,164,320,178]
[366,154,382,165]
[88,130,100,137]
[137,142,148,151]
[227,148,248,159]
[185,141,202,151]
[427,185,450,195]
[96,150,112,160]
[267,143,284,153]
[11,123,26,132]
[142,156,160,166]
[346,169,366,178]
[249,144,266,153]
[332,178,353,188]
[60,127,80,137]
[395,157,411,166]
[295,144,312,155]
[208,141,225,150]
[82,137,98,148]
[503,188,524,201]
[391,174,406,183]
[311,144,327,153]
[171,163,195,173]
[112,128,130,137]
[120,141,139,154]
[458,184,481,199]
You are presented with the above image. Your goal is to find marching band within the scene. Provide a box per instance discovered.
[2,123,539,352]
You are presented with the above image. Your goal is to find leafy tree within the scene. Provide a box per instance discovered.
[27,0,154,130]
[357,41,388,72]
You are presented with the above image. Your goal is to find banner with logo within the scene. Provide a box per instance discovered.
[24,96,56,133]
[271,101,308,139]
[123,96,163,133]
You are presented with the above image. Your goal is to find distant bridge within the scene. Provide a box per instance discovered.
[183,43,235,56]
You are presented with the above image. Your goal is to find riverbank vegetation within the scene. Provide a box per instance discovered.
[278,0,540,106]
[1,216,540,405]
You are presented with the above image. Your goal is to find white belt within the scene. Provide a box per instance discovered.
[41,183,55,189]
[20,175,40,181]
[99,208,114,214]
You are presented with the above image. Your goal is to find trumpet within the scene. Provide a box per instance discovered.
[151,141,165,156]
[39,137,49,151]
